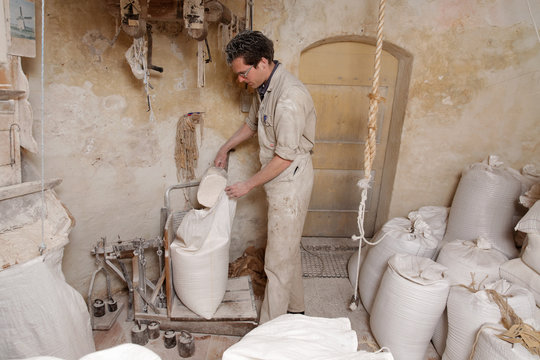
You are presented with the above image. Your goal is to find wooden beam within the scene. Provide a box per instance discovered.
[0,178,62,201]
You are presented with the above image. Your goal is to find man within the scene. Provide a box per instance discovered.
[214,30,316,323]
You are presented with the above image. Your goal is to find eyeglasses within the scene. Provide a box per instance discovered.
[238,65,254,79]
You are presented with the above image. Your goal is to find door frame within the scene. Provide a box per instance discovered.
[301,35,413,232]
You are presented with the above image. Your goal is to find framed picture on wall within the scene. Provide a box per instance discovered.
[8,0,36,58]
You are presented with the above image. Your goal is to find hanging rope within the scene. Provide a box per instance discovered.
[349,0,387,310]
[175,113,203,181]
[38,0,46,256]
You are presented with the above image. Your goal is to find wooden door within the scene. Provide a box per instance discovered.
[300,41,398,238]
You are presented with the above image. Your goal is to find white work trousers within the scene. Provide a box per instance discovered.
[259,154,314,323]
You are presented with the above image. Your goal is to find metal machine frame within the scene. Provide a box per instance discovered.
[89,181,258,336]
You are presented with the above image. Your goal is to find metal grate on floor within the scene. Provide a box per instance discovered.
[301,248,355,278]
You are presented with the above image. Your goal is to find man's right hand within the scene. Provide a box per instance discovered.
[214,148,228,168]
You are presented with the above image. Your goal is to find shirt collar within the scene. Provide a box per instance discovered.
[258,60,280,100]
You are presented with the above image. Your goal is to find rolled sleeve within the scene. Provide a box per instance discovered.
[273,87,308,161]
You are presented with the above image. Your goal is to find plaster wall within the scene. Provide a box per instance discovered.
[254,0,540,217]
[21,0,540,296]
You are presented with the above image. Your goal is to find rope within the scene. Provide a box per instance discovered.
[526,0,540,44]
[458,285,540,358]
[38,0,46,256]
[175,113,203,181]
[350,0,386,310]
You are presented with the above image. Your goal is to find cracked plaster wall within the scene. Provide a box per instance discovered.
[256,0,540,217]
[20,0,540,296]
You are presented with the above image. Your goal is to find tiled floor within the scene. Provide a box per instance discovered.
[93,238,441,359]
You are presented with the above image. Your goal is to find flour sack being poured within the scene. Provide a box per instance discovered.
[197,166,228,208]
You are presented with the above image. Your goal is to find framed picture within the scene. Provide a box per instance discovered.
[9,0,35,58]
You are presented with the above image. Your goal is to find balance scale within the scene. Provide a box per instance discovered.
[90,182,258,336]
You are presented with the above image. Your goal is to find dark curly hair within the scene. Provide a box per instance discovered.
[225,30,274,66]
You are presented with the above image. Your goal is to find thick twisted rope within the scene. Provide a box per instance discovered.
[350,0,387,310]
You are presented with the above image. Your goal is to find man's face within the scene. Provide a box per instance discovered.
[231,57,266,89]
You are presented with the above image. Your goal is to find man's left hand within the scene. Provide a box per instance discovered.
[225,182,252,198]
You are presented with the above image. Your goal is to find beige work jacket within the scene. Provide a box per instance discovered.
[245,64,316,167]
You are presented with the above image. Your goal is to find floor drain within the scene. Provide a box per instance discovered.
[301,249,355,278]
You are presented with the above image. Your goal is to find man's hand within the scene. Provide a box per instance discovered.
[225,181,253,198]
[214,148,228,168]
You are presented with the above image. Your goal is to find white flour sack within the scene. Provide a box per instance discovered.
[432,237,508,355]
[522,232,540,274]
[470,320,539,360]
[370,254,450,360]
[407,206,449,245]
[171,192,237,319]
[442,155,521,258]
[443,279,536,360]
[500,258,540,306]
[223,314,396,360]
[197,166,228,208]
[358,216,439,313]
[436,237,508,286]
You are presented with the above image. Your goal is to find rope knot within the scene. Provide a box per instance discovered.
[368,92,386,103]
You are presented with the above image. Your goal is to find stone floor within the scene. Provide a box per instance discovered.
[93,238,441,359]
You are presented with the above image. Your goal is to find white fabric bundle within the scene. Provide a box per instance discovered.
[500,258,540,306]
[370,254,450,360]
[470,320,539,360]
[443,279,536,360]
[432,237,508,355]
[442,155,521,258]
[0,249,95,359]
[171,192,236,319]
[222,314,395,360]
[359,215,439,313]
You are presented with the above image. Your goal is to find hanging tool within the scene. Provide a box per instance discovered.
[146,23,164,73]
[120,0,146,38]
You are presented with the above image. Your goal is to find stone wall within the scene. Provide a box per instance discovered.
[22,0,540,296]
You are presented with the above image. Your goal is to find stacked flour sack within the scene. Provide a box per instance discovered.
[170,166,236,319]
[355,205,450,359]
[356,155,540,360]
[434,156,540,360]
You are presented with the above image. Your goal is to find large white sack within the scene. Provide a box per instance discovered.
[79,344,161,360]
[223,314,395,360]
[0,249,95,359]
[470,320,539,360]
[407,206,449,244]
[442,155,521,258]
[432,237,508,355]
[171,192,236,319]
[522,232,540,273]
[515,200,540,235]
[443,279,536,360]
[518,164,540,208]
[358,216,439,313]
[370,254,450,360]
[500,257,540,307]
[436,237,508,287]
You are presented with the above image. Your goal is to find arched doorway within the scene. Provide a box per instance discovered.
[300,37,412,238]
